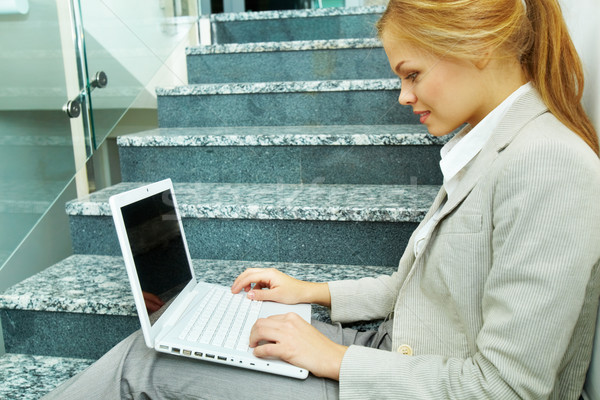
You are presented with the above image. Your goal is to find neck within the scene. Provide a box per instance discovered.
[470,57,528,126]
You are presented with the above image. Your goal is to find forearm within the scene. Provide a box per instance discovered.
[301,281,331,307]
[328,274,401,323]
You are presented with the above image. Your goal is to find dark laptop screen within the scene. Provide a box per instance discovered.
[120,189,192,323]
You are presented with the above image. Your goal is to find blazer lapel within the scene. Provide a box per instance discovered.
[421,87,549,250]
[400,185,447,268]
[437,88,549,221]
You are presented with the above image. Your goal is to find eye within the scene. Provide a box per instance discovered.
[404,72,418,82]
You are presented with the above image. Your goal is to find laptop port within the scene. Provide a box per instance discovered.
[183,350,191,356]
[194,352,203,357]
[206,354,215,359]
[217,356,227,361]
[171,348,180,354]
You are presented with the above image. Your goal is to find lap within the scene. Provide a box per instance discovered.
[43,320,389,400]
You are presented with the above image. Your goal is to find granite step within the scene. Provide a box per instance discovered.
[156,79,414,128]
[186,39,394,84]
[210,6,384,44]
[117,125,446,185]
[66,181,438,266]
[0,353,94,400]
[0,254,393,359]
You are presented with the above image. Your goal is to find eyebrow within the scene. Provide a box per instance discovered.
[394,61,408,76]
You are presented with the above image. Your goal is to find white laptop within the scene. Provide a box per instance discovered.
[109,178,311,379]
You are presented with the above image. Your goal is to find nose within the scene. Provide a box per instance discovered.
[398,83,417,106]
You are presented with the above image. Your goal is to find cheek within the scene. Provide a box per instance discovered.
[418,76,448,110]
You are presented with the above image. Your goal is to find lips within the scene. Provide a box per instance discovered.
[414,110,430,124]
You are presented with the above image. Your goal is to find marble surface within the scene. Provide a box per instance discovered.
[0,255,135,316]
[0,254,393,322]
[157,81,412,127]
[157,78,400,96]
[117,125,448,147]
[0,248,392,399]
[0,354,93,400]
[65,182,439,223]
[210,5,385,21]
[187,38,382,55]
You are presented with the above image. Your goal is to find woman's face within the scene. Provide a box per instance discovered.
[381,29,492,136]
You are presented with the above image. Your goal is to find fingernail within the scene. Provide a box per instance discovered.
[247,290,255,300]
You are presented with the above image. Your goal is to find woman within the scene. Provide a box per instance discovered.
[44,0,600,398]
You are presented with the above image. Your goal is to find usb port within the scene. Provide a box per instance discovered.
[194,352,203,357]
[183,350,191,356]
[206,354,215,359]
[171,348,180,354]
[217,356,227,361]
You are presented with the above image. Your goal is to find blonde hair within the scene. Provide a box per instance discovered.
[377,0,599,155]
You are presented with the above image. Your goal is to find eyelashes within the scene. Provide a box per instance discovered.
[404,72,418,82]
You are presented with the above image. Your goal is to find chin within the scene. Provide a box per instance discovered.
[427,126,455,137]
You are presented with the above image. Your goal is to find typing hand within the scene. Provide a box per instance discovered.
[249,312,347,380]
[231,268,330,306]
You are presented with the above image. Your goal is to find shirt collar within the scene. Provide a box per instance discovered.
[439,82,532,197]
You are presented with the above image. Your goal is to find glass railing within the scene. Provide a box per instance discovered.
[80,0,197,151]
[0,0,197,291]
[0,0,77,289]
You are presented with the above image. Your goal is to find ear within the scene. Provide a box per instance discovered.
[474,50,493,70]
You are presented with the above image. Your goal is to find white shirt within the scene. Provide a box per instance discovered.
[413,82,533,257]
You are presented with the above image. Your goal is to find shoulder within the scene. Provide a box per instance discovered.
[496,111,600,184]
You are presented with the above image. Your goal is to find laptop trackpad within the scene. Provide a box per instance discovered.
[258,301,312,324]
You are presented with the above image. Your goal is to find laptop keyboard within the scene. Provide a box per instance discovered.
[178,286,262,352]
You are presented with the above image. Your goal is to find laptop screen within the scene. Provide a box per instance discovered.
[120,188,193,324]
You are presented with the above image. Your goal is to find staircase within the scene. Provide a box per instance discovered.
[0,6,446,398]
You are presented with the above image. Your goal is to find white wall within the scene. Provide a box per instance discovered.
[560,0,600,130]
[561,2,600,398]
[560,2,600,399]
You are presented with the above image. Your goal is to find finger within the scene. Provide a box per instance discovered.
[230,268,255,293]
[247,287,281,302]
[249,318,286,347]
[252,343,282,360]
[231,268,273,293]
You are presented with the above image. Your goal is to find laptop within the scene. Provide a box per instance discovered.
[109,178,311,379]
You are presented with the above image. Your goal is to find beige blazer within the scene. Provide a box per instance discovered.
[329,88,600,399]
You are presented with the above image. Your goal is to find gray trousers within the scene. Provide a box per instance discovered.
[42,320,391,400]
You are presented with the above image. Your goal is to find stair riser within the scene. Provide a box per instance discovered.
[69,216,418,267]
[158,90,415,127]
[119,145,443,185]
[187,47,394,84]
[1,310,138,359]
[212,14,381,44]
[0,146,75,181]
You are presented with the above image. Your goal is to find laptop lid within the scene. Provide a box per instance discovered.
[109,179,198,348]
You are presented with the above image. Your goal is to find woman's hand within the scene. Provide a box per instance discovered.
[250,312,347,380]
[142,291,164,313]
[231,268,331,306]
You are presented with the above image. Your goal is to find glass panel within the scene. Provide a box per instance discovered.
[0,1,79,269]
[0,0,198,285]
[79,0,197,151]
